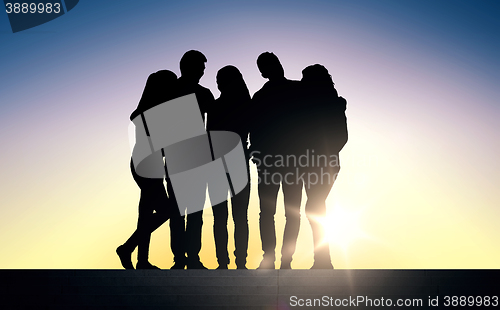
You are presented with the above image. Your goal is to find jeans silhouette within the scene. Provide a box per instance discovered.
[212,162,250,268]
[257,166,303,265]
[303,166,338,266]
[169,210,203,266]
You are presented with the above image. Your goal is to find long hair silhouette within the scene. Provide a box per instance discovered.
[130,70,178,121]
[216,65,251,101]
[301,64,347,154]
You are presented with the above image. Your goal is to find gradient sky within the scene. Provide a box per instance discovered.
[0,0,499,269]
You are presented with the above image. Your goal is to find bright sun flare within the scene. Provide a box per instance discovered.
[316,205,367,250]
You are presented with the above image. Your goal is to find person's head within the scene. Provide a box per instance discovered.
[132,70,177,120]
[216,65,250,100]
[301,64,334,86]
[256,52,285,80]
[179,50,207,83]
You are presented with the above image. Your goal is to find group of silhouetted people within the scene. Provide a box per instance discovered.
[116,50,348,270]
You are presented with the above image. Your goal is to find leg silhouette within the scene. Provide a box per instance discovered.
[305,175,335,269]
[117,163,176,269]
[232,183,250,269]
[213,200,229,268]
[186,210,206,269]
[280,179,303,269]
[169,213,187,269]
[257,169,280,269]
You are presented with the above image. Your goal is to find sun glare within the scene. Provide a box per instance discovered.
[317,205,367,251]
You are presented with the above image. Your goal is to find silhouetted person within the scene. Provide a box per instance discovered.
[116,70,180,269]
[250,52,304,269]
[208,65,251,269]
[300,64,348,269]
[169,50,215,269]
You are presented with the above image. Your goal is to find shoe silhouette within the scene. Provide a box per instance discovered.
[310,261,334,269]
[257,256,275,269]
[116,245,134,270]
[170,261,186,270]
[136,261,161,269]
[187,260,208,270]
